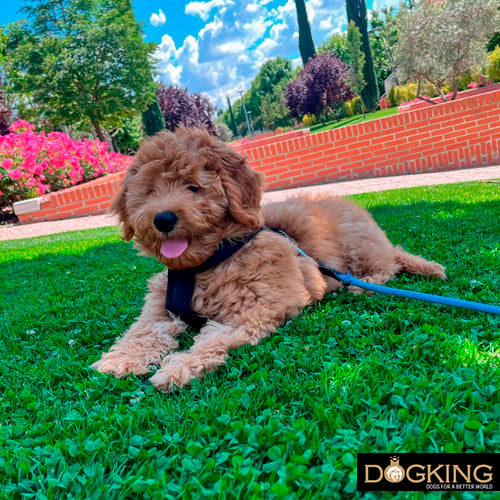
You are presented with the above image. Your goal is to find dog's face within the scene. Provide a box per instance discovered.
[111,127,265,270]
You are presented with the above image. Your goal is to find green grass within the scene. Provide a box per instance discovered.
[0,182,499,499]
[310,108,399,134]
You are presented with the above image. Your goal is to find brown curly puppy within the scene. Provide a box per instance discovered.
[92,127,446,392]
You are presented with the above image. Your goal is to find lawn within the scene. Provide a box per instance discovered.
[0,182,499,499]
[309,108,399,134]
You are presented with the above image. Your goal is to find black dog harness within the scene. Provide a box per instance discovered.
[166,228,263,329]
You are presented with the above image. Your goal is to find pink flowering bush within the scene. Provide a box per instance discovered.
[467,75,493,89]
[0,120,133,210]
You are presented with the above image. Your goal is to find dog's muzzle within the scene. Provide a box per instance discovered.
[154,211,178,233]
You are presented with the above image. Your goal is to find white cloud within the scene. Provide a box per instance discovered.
[199,18,224,40]
[275,0,296,20]
[178,35,199,64]
[158,34,177,59]
[242,17,272,46]
[270,22,288,40]
[163,64,183,85]
[153,0,352,109]
[185,0,235,22]
[319,16,333,31]
[216,40,246,54]
[150,9,166,27]
[256,37,279,55]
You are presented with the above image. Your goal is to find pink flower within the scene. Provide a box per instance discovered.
[9,120,36,133]
[8,169,23,180]
[1,158,14,170]
[1,120,132,210]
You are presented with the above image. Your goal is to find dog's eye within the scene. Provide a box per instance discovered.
[187,185,200,193]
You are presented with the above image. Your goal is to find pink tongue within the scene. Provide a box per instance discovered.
[160,238,188,259]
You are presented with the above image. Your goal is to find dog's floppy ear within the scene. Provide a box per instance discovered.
[110,161,140,241]
[210,141,265,229]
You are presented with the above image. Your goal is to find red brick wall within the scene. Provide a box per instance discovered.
[245,88,500,191]
[17,88,500,223]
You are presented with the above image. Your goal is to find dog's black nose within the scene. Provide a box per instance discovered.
[154,211,178,233]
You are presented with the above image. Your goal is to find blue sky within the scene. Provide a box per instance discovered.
[1,0,398,108]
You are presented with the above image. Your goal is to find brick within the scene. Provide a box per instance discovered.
[73,206,98,216]
[62,201,85,212]
[300,165,324,176]
[268,165,291,176]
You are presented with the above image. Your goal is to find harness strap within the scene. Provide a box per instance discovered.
[166,228,262,328]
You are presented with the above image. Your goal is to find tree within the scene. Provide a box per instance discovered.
[0,93,9,135]
[284,52,353,120]
[394,0,500,101]
[3,0,157,142]
[217,57,293,135]
[345,21,366,117]
[487,45,500,82]
[294,0,316,65]
[0,27,13,135]
[260,80,292,130]
[318,33,349,63]
[142,98,166,137]
[488,33,500,52]
[251,56,293,131]
[226,96,238,137]
[258,56,294,96]
[369,7,398,94]
[346,0,379,111]
[156,84,217,135]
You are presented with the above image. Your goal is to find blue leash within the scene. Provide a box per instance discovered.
[272,228,500,315]
[318,263,500,315]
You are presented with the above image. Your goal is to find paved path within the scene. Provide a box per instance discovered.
[1,165,499,242]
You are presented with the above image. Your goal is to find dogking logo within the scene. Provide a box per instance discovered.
[384,456,405,483]
[357,453,498,492]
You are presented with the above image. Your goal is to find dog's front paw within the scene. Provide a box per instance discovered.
[431,264,446,280]
[149,364,195,393]
[91,352,152,378]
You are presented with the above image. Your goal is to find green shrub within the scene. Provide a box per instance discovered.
[487,45,500,82]
[387,83,418,106]
[344,96,361,116]
[387,85,397,107]
[302,113,318,127]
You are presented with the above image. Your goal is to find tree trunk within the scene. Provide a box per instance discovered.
[92,120,107,143]
[360,96,366,119]
[294,0,316,65]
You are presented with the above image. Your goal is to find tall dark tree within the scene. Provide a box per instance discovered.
[142,97,165,137]
[226,96,238,137]
[294,0,316,65]
[346,21,366,117]
[346,0,379,111]
[487,32,500,52]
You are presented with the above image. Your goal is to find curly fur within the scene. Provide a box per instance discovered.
[92,127,446,392]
